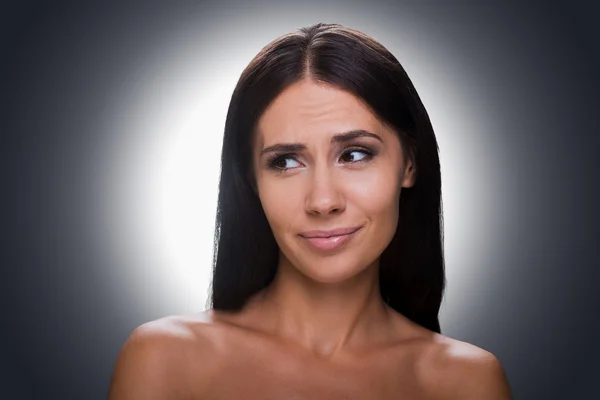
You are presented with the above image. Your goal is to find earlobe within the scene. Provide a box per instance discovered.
[401,161,416,188]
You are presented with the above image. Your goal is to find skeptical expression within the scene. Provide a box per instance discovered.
[252,79,416,283]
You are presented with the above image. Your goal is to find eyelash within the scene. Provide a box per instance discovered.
[266,147,377,173]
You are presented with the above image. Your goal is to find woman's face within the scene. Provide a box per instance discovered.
[252,79,415,283]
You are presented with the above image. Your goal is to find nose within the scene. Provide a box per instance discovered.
[305,167,345,216]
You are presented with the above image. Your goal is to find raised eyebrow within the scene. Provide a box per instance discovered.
[331,129,383,144]
[260,143,306,157]
[260,129,382,157]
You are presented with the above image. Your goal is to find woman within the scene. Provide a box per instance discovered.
[109,23,512,399]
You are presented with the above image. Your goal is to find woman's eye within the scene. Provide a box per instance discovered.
[269,148,373,172]
[273,157,301,170]
[340,149,371,163]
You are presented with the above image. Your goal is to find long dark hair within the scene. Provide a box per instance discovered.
[208,23,445,333]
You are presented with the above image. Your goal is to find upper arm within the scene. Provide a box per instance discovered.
[107,320,205,400]
[455,352,513,399]
[426,341,513,400]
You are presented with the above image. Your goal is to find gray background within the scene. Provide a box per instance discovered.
[3,1,599,398]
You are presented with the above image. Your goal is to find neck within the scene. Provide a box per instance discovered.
[250,251,394,358]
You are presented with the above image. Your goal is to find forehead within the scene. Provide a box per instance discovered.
[255,79,388,148]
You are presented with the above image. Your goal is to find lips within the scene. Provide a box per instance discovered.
[299,226,363,251]
[299,226,362,239]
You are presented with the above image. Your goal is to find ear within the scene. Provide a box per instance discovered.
[401,159,416,188]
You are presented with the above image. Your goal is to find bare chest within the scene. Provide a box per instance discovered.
[200,339,426,399]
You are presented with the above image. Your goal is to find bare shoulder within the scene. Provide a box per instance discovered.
[107,312,221,400]
[416,335,513,400]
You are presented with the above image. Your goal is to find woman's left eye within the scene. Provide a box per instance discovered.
[340,149,372,163]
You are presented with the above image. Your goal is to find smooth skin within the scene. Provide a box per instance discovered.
[108,79,513,399]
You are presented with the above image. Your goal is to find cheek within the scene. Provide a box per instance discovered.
[257,179,302,233]
[349,169,401,252]
[349,169,400,217]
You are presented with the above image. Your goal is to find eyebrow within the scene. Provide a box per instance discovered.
[260,129,383,156]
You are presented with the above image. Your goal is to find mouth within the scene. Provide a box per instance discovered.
[299,226,363,239]
[299,226,363,252]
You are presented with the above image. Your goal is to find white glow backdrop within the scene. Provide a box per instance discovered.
[96,2,510,334]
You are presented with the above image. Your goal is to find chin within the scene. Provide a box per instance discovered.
[297,258,370,284]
